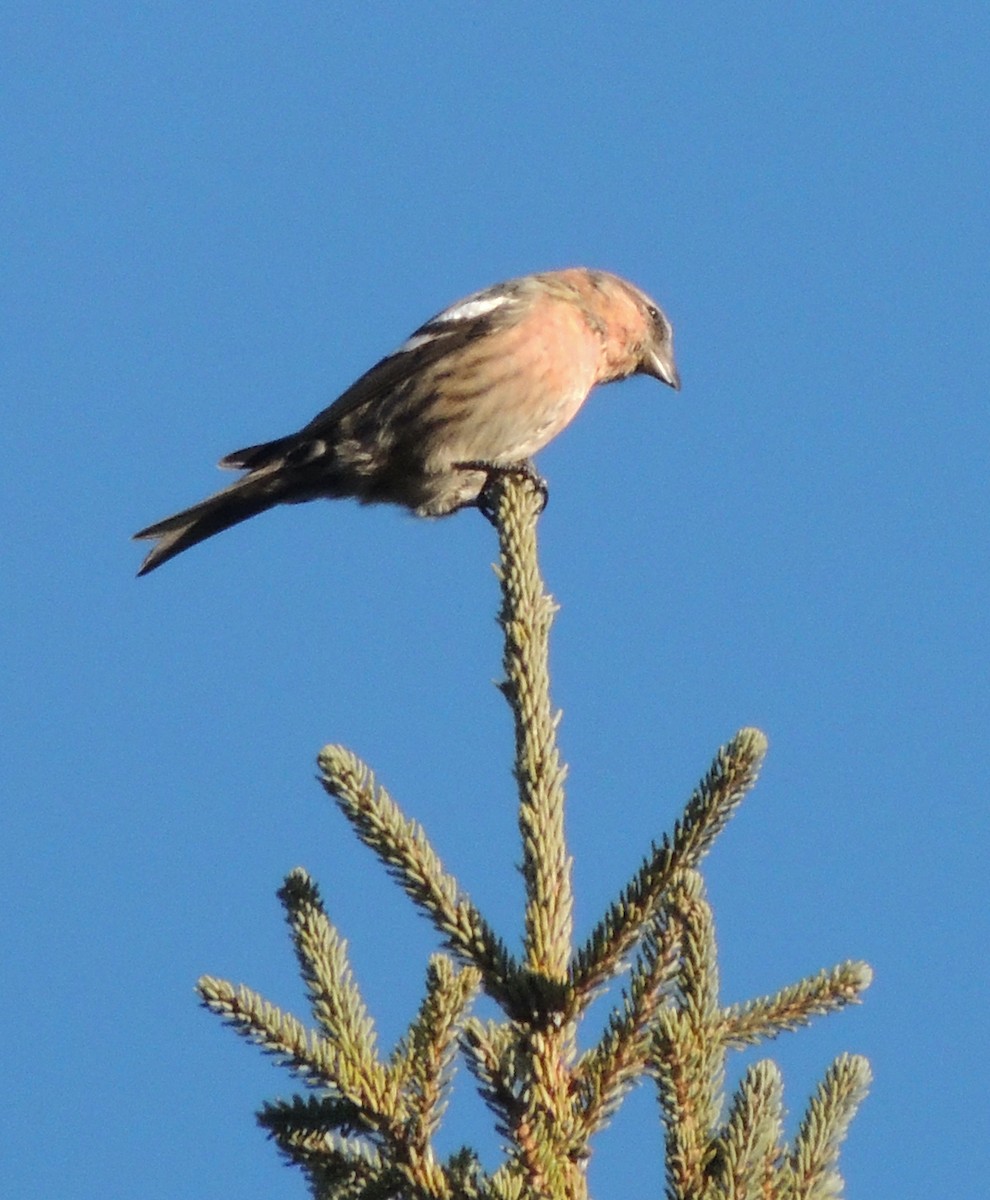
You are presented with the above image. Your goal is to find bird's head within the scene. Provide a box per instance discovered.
[574,270,680,391]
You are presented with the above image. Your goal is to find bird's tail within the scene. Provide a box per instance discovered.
[133,465,289,576]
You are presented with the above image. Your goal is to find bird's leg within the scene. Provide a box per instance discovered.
[458,460,550,525]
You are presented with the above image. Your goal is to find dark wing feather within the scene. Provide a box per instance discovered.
[300,301,521,434]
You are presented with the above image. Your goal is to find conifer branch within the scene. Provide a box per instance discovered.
[391,955,481,1141]
[710,1060,786,1200]
[487,474,588,1199]
[204,952,481,1200]
[460,1018,526,1136]
[278,869,382,1074]
[782,1054,872,1200]
[570,728,767,1004]
[444,1147,486,1200]
[197,473,871,1199]
[283,1140,384,1200]
[258,1093,378,1145]
[573,912,680,1139]
[490,473,572,985]
[197,975,390,1108]
[318,744,519,1008]
[258,1095,384,1190]
[723,961,873,1048]
[651,871,726,1200]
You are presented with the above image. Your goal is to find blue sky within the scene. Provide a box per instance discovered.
[3,5,987,1197]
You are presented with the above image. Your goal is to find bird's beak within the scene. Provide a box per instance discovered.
[642,347,681,390]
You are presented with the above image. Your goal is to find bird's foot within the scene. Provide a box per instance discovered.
[457,460,549,525]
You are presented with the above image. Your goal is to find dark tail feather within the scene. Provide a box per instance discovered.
[133,471,284,575]
[218,435,297,471]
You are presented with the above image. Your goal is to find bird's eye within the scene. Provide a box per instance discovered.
[646,304,666,337]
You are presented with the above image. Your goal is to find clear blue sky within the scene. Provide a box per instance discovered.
[4,5,987,1197]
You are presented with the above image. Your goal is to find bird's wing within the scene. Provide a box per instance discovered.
[300,285,528,434]
[219,283,530,470]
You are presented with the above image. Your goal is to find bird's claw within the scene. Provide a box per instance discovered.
[458,460,549,525]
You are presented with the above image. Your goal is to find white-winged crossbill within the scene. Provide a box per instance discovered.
[134,268,679,574]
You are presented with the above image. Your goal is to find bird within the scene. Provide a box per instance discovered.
[133,268,679,575]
